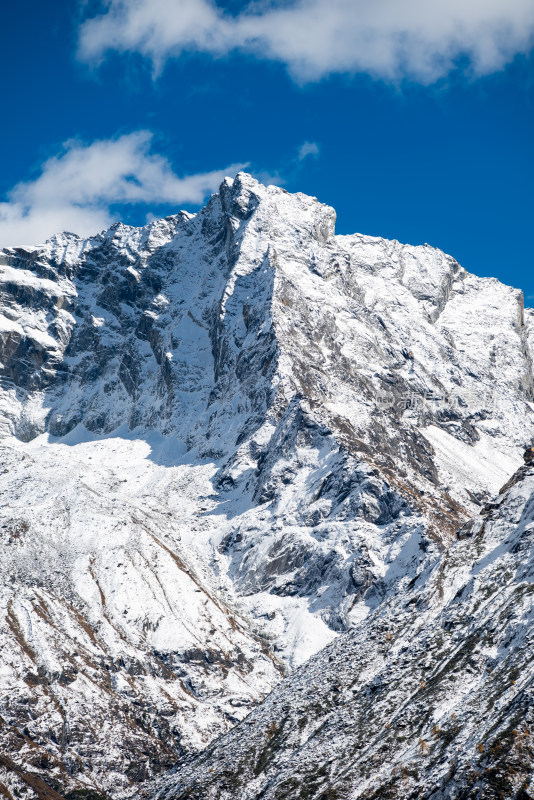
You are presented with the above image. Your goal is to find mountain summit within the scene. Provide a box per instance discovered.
[0,174,533,798]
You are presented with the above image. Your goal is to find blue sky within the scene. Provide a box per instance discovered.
[0,0,533,297]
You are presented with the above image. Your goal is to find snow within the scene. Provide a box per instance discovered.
[1,172,534,797]
[421,424,520,499]
[157,459,534,799]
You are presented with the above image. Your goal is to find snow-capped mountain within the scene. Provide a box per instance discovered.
[0,173,533,798]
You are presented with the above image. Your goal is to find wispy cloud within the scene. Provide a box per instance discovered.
[0,132,246,247]
[298,141,320,161]
[78,0,534,84]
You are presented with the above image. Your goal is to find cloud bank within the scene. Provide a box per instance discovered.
[0,132,246,247]
[78,0,534,84]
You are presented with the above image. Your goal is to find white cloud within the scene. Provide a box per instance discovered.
[298,141,320,161]
[0,132,247,248]
[78,0,534,84]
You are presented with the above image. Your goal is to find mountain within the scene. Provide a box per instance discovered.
[0,173,532,798]
[152,451,534,800]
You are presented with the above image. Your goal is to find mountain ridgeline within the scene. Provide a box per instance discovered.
[0,174,532,799]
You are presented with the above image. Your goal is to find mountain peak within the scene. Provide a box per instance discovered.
[0,178,534,798]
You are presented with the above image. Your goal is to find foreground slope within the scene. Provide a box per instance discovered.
[0,434,282,798]
[152,451,534,800]
[0,173,533,796]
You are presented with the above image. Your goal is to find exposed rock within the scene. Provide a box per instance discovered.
[0,173,533,797]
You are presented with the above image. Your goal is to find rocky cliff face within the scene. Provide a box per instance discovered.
[0,174,532,798]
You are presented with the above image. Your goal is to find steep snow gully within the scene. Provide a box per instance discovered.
[0,173,532,799]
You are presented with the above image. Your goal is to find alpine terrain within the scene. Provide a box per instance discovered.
[0,173,532,799]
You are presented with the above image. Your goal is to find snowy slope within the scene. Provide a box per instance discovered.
[152,451,534,800]
[0,173,533,797]
[0,432,282,798]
